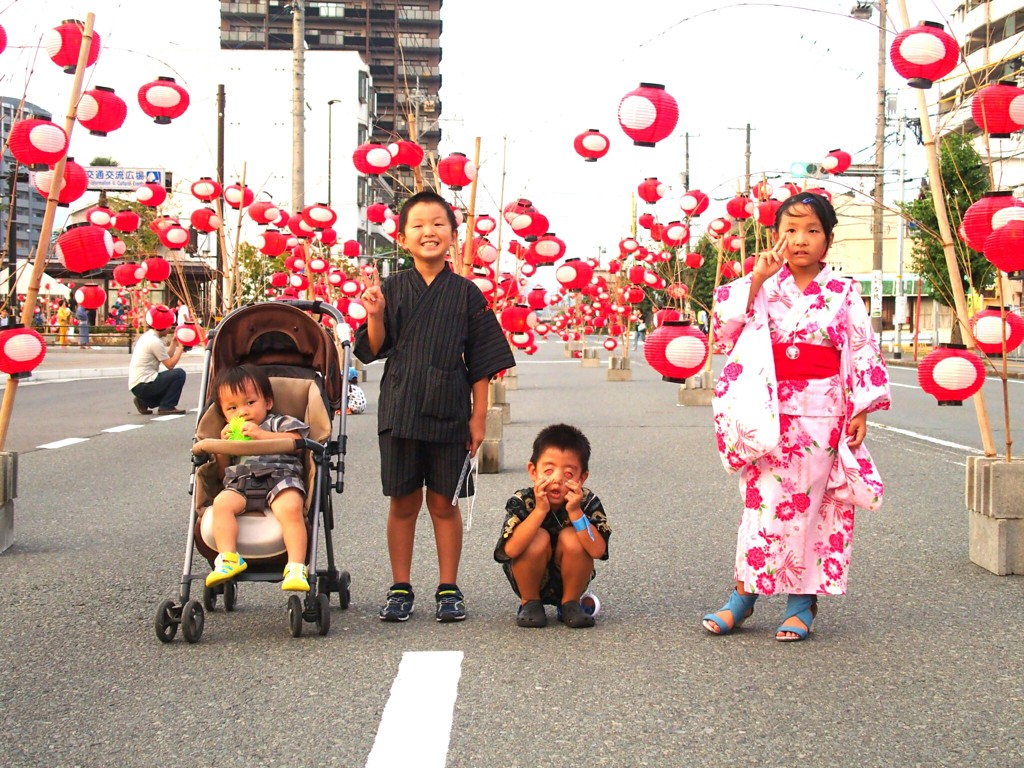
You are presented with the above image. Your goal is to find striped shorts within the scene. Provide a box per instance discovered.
[378,432,474,500]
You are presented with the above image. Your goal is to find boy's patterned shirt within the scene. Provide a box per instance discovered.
[494,487,611,563]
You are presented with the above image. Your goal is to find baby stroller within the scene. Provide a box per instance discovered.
[154,299,353,643]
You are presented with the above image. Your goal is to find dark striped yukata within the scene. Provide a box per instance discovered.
[354,264,515,498]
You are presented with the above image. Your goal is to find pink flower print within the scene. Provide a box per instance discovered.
[745,484,763,509]
[716,432,726,453]
[826,279,845,293]
[775,501,797,521]
[810,295,826,311]
[717,285,731,301]
[746,547,767,569]
[792,493,811,513]
[829,532,844,552]
[722,362,743,381]
[756,572,776,594]
[805,281,821,295]
[857,457,873,473]
[829,428,841,450]
[823,557,843,581]
[870,366,887,386]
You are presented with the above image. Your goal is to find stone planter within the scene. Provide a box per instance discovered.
[677,370,714,406]
[0,452,17,554]
[489,378,510,425]
[607,355,631,381]
[478,406,504,475]
[966,455,1024,575]
[581,348,600,368]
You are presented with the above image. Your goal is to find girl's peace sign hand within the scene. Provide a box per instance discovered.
[751,234,788,282]
[360,266,384,318]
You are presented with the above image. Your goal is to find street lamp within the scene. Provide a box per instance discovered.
[327,98,340,207]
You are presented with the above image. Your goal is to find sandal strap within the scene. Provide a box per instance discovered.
[777,594,817,639]
[703,589,757,633]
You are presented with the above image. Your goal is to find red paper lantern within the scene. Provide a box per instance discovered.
[190,207,221,233]
[962,192,1022,251]
[319,227,338,247]
[74,284,105,310]
[971,309,1024,356]
[603,337,618,351]
[509,208,549,241]
[342,239,361,258]
[530,233,566,264]
[158,225,189,250]
[661,221,690,248]
[666,282,689,300]
[111,210,140,233]
[984,220,1024,273]
[752,180,774,201]
[918,345,984,405]
[637,177,666,205]
[77,86,126,136]
[287,212,316,238]
[573,129,610,162]
[821,149,852,174]
[723,235,744,253]
[43,20,101,74]
[678,190,709,217]
[255,229,289,257]
[0,24,6,55]
[302,203,337,229]
[142,257,171,283]
[32,160,88,206]
[684,252,704,269]
[307,256,330,273]
[146,304,176,330]
[245,200,278,225]
[474,215,497,235]
[653,308,682,328]
[707,218,732,238]
[366,203,389,224]
[55,224,113,272]
[0,326,46,375]
[623,286,645,303]
[352,143,393,175]
[191,177,222,201]
[8,119,68,166]
[555,259,594,291]
[971,82,1024,139]
[638,212,656,230]
[725,196,754,220]
[437,152,476,190]
[86,206,115,228]
[500,305,537,333]
[345,298,367,325]
[111,238,126,257]
[388,139,425,168]
[138,76,190,124]
[113,263,142,287]
[756,200,782,227]
[270,272,289,288]
[617,82,679,147]
[224,183,254,210]
[176,324,203,347]
[889,21,959,89]
[644,321,708,382]
[135,182,167,207]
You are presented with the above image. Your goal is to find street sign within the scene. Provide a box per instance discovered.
[86,167,168,191]
[870,270,883,318]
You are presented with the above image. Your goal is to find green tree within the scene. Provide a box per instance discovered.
[104,194,164,259]
[900,131,992,308]
[235,242,285,305]
[89,156,119,167]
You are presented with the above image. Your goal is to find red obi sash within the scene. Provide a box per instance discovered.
[772,343,841,380]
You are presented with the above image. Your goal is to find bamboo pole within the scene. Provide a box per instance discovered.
[460,137,482,277]
[229,163,247,309]
[0,14,95,451]
[892,0,995,456]
[704,235,726,377]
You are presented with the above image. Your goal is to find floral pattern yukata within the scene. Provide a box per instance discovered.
[712,265,890,595]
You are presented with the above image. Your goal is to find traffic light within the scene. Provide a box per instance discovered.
[790,161,823,179]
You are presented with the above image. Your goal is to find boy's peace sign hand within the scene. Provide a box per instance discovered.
[361,266,384,318]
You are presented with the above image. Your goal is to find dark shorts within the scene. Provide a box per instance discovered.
[378,432,474,499]
[500,560,595,606]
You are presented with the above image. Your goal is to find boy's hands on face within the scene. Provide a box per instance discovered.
[361,266,384,318]
[532,473,552,515]
[564,479,584,516]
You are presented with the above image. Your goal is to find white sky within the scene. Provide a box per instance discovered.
[0,0,959,272]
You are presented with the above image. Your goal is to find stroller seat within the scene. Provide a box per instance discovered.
[193,376,332,567]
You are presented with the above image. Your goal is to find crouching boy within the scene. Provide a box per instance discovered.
[494,424,611,628]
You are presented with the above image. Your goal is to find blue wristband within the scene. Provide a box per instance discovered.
[571,515,588,531]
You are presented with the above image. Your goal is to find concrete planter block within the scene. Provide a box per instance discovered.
[485,407,503,440]
[505,367,518,391]
[969,510,1024,575]
[0,452,16,554]
[965,456,1000,515]
[478,439,502,474]
[987,461,1024,519]
[677,387,714,406]
[489,379,506,405]
[581,355,600,368]
[607,367,632,381]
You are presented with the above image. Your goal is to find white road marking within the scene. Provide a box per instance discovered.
[888,382,917,388]
[151,414,187,421]
[366,651,464,768]
[37,437,88,450]
[103,424,144,433]
[868,421,982,453]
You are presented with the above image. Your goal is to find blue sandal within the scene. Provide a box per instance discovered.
[702,589,757,635]
[776,595,817,642]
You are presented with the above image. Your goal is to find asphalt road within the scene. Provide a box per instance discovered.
[1,342,1022,767]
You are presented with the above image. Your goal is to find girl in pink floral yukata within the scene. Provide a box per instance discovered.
[702,192,890,642]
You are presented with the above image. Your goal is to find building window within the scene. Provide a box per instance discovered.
[357,123,368,146]
[358,70,369,104]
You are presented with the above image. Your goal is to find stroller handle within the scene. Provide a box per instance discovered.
[277,299,346,324]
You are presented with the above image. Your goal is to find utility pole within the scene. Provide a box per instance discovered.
[744,122,752,195]
[3,163,21,313]
[683,132,691,191]
[871,0,888,337]
[291,0,305,212]
[216,83,225,314]
[894,112,907,359]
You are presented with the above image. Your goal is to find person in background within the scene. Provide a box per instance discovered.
[128,319,186,415]
[347,367,366,415]
[75,301,90,349]
[56,299,71,347]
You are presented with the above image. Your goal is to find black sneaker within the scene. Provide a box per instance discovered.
[435,585,467,622]
[379,586,414,622]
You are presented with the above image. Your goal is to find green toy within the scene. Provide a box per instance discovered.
[226,416,251,441]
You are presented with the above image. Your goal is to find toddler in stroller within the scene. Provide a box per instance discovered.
[154,300,353,643]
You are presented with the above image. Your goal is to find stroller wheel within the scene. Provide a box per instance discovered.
[316,592,331,636]
[202,586,217,612]
[181,600,205,644]
[287,595,303,638]
[154,599,179,643]
[224,580,237,612]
